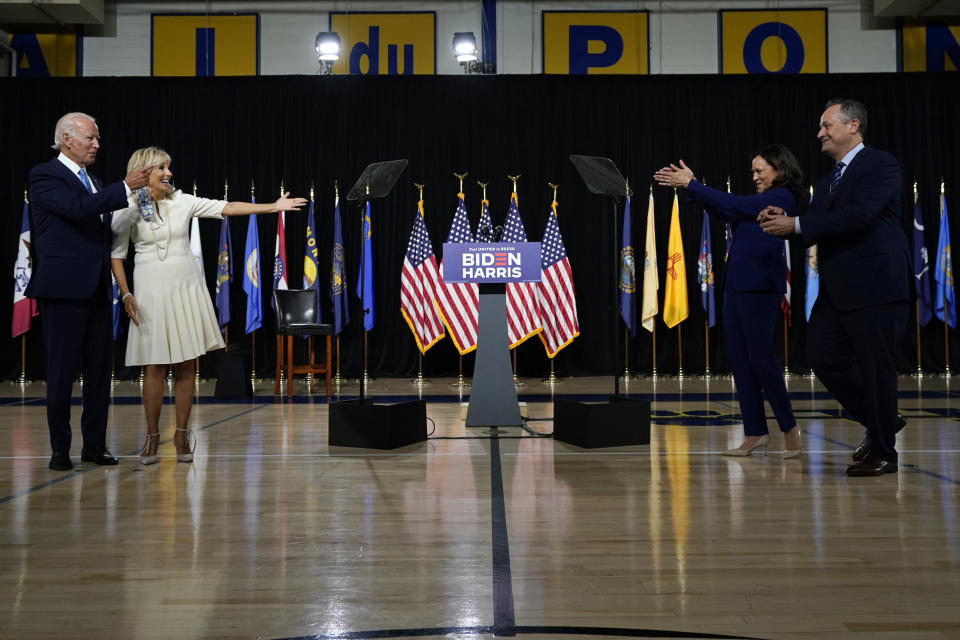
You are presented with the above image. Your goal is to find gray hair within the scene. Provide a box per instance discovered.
[51,112,97,150]
[825,98,868,137]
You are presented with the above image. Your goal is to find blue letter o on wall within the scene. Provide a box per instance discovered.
[742,22,805,73]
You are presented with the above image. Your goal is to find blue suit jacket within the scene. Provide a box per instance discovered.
[25,158,129,300]
[799,146,910,311]
[686,181,794,293]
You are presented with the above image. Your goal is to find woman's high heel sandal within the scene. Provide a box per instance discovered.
[174,427,195,463]
[722,434,770,457]
[139,432,160,465]
[782,426,802,459]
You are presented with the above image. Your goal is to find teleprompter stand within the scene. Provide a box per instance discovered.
[328,159,428,449]
[557,155,650,448]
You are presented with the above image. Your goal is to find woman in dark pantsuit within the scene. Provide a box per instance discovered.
[655,145,804,458]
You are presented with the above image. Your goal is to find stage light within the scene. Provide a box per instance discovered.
[453,32,478,62]
[315,32,341,74]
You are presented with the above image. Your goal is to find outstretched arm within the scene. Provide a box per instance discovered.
[222,192,307,216]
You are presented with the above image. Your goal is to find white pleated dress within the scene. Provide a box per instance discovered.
[111,190,226,366]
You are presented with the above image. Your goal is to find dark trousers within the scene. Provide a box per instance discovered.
[723,289,796,437]
[38,277,112,453]
[807,286,908,462]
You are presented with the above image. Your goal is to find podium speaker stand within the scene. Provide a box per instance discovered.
[558,155,650,448]
[328,160,427,449]
[465,283,522,427]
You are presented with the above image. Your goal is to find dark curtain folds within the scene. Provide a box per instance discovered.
[1,73,958,381]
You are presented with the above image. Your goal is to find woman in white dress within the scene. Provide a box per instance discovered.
[111,147,306,464]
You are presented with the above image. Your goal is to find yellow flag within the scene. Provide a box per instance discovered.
[641,189,659,332]
[663,193,688,328]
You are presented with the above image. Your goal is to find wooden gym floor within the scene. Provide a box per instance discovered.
[0,374,958,640]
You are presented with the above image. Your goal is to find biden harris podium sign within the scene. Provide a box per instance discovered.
[442,242,541,283]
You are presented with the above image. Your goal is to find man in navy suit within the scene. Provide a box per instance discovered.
[27,112,152,471]
[760,98,910,476]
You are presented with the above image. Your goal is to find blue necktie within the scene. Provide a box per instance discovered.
[78,168,93,193]
[830,161,845,194]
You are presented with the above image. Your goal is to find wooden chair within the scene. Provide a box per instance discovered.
[272,290,333,398]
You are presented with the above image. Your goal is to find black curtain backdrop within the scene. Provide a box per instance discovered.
[2,73,958,382]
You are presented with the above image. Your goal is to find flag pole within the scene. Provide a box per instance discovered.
[543,182,561,387]
[650,182,658,380]
[17,335,28,385]
[508,173,526,389]
[674,187,684,380]
[250,180,258,385]
[701,183,711,380]
[333,336,343,388]
[16,187,31,386]
[941,179,953,377]
[946,322,952,377]
[306,182,315,391]
[622,179,633,383]
[363,330,369,386]
[623,326,632,380]
[943,179,952,377]
[411,182,429,388]
[223,180,230,351]
[704,319,711,378]
[651,324,657,378]
[450,355,469,388]
[677,324,684,379]
[331,180,344,389]
[914,182,924,378]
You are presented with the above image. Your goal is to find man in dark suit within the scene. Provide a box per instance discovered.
[760,98,910,476]
[27,112,152,471]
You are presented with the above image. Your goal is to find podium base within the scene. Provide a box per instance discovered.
[553,396,650,448]
[329,398,427,449]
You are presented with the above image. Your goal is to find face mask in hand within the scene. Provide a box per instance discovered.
[135,187,156,222]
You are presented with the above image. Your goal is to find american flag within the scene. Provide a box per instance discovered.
[476,198,494,241]
[400,200,445,353]
[782,239,791,325]
[272,209,288,309]
[435,193,479,354]
[502,193,541,347]
[537,202,579,357]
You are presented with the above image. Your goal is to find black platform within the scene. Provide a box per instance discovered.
[213,348,253,398]
[553,396,650,448]
[328,398,427,449]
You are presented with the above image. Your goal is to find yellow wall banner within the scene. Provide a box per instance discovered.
[152,14,259,76]
[329,12,436,75]
[8,32,78,77]
[542,11,648,74]
[719,9,827,74]
[902,19,960,71]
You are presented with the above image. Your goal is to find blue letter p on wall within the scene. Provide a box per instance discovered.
[568,25,623,74]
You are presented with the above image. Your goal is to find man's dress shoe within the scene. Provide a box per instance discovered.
[846,456,898,477]
[852,413,907,462]
[80,447,119,466]
[49,451,73,471]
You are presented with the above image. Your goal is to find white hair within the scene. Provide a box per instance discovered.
[51,112,97,150]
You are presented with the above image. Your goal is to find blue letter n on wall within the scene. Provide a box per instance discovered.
[569,25,623,74]
[196,28,215,76]
[926,24,960,71]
